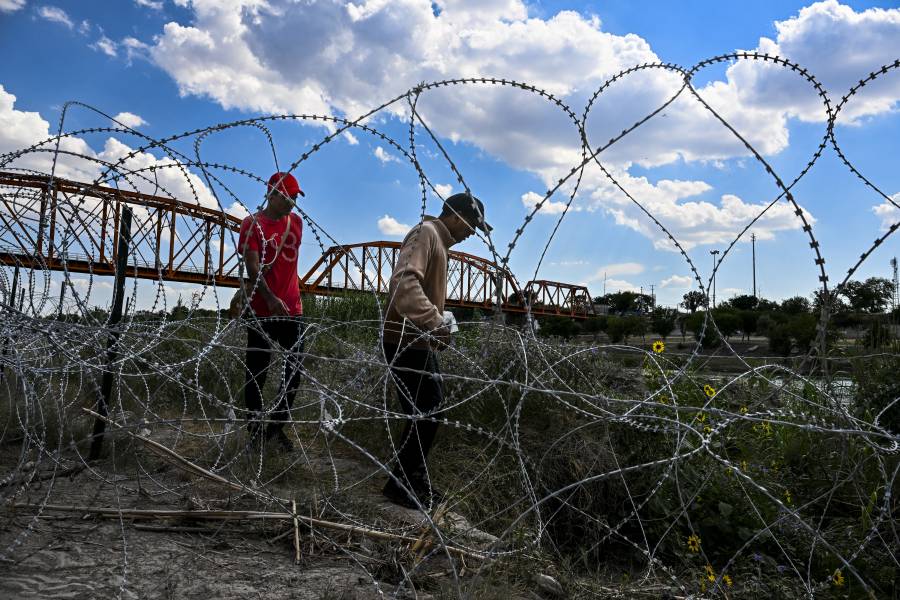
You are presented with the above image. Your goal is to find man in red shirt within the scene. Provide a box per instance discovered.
[238,172,305,450]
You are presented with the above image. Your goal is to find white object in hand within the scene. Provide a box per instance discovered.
[442,311,459,333]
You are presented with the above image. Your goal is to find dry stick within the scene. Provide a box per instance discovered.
[292,498,301,565]
[134,524,220,534]
[7,503,485,559]
[412,502,449,562]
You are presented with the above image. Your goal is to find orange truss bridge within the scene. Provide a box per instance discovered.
[0,171,595,318]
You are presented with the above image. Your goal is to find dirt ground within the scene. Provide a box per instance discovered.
[0,432,510,600]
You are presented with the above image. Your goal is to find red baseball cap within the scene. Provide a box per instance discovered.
[267,172,304,198]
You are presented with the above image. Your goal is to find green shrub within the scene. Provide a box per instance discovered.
[768,321,792,355]
[539,315,579,339]
[607,316,626,343]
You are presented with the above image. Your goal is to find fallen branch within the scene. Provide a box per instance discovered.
[6,503,488,560]
[134,524,223,534]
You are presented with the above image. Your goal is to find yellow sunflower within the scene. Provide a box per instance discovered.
[687,534,701,553]
[705,564,715,582]
[723,574,733,587]
[704,384,716,397]
[652,340,665,353]
[832,569,844,587]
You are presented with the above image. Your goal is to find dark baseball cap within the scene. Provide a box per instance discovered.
[443,192,492,233]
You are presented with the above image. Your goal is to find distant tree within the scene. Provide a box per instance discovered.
[712,309,740,340]
[681,291,707,314]
[812,289,847,314]
[650,308,677,340]
[595,291,653,315]
[768,322,792,356]
[607,316,627,343]
[738,310,759,341]
[684,311,720,348]
[839,278,896,313]
[788,314,818,352]
[171,294,188,320]
[539,316,579,339]
[780,296,811,315]
[582,316,607,337]
[625,315,647,343]
[726,294,759,311]
[756,298,780,312]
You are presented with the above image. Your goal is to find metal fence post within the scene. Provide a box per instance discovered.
[89,206,132,460]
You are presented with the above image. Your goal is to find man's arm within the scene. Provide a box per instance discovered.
[390,229,446,336]
[244,250,288,316]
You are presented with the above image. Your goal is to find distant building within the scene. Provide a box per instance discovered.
[593,303,610,315]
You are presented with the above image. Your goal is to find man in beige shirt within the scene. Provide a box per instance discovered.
[382,192,491,509]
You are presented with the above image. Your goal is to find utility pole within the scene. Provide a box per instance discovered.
[751,233,757,298]
[891,257,898,312]
[649,284,655,309]
[710,249,720,309]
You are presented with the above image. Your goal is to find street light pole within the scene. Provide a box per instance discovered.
[751,233,757,298]
[710,249,720,309]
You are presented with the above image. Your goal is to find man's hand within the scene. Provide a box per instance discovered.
[266,295,289,316]
[432,325,451,348]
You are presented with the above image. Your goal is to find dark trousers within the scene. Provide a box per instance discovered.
[383,342,443,486]
[245,318,305,435]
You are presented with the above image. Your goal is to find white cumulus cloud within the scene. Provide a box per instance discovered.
[588,262,645,281]
[377,214,411,236]
[872,194,900,232]
[588,171,814,251]
[37,5,72,28]
[113,112,148,128]
[434,183,453,198]
[92,36,117,57]
[0,84,96,180]
[0,0,25,12]
[374,146,401,164]
[227,200,250,219]
[603,278,640,293]
[521,191,573,215]
[660,275,693,289]
[138,0,897,250]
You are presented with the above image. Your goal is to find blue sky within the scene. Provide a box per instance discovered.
[1,0,898,311]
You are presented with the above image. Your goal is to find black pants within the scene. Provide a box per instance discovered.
[245,318,305,435]
[383,342,443,486]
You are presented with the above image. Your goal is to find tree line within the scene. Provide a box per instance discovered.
[539,277,898,354]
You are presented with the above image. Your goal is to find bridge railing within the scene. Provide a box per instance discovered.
[1,172,596,318]
[1,171,243,286]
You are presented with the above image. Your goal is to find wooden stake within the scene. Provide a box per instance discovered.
[292,498,301,565]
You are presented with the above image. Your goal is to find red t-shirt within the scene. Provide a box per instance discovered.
[238,212,303,316]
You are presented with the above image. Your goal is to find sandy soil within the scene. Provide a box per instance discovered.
[0,435,502,600]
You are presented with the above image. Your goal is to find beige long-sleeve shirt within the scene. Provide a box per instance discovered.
[382,216,454,350]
